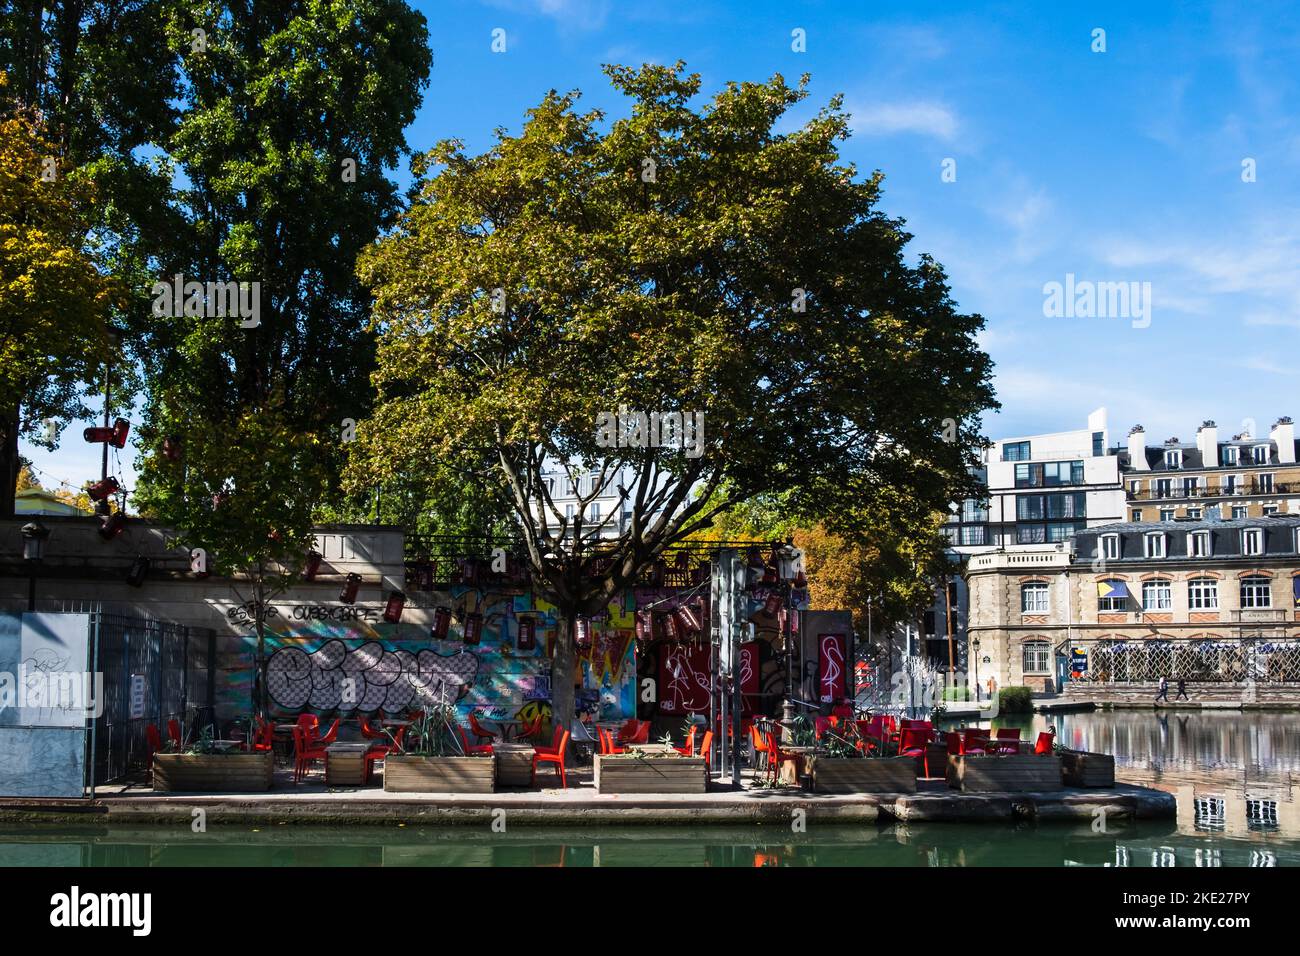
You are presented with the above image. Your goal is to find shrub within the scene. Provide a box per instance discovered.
[997,686,1034,713]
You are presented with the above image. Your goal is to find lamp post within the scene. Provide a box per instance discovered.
[972,636,981,702]
[20,520,51,613]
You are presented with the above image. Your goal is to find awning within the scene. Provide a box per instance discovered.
[1098,580,1129,599]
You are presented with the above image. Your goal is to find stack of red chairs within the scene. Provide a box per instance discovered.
[898,725,933,775]
[292,726,328,782]
[597,727,627,755]
[456,724,494,756]
[616,719,650,745]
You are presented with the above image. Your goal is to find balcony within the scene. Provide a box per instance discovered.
[1128,482,1291,502]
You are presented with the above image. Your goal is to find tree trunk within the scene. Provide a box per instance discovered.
[550,612,576,751]
[0,405,19,520]
[254,572,267,719]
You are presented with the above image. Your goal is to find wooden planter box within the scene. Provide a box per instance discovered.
[594,755,708,794]
[946,754,1063,792]
[383,755,496,793]
[810,756,917,794]
[1060,750,1115,787]
[152,752,273,792]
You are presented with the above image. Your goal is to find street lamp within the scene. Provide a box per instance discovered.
[20,520,51,613]
[972,636,981,701]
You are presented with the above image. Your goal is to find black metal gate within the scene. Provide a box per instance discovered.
[89,613,215,787]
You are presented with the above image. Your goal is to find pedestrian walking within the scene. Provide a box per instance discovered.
[1155,675,1169,703]
[1175,679,1189,701]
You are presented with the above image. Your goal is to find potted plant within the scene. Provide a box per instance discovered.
[152,724,274,793]
[383,703,496,793]
[807,719,918,794]
[594,718,709,794]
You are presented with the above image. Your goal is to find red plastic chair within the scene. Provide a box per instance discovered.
[144,723,162,761]
[599,727,626,755]
[749,723,774,780]
[250,718,275,753]
[514,713,543,742]
[764,731,788,783]
[946,731,963,756]
[358,715,385,739]
[962,728,990,755]
[363,726,407,781]
[898,727,931,776]
[674,726,699,756]
[993,728,1022,754]
[296,713,320,744]
[468,711,499,743]
[532,727,571,788]
[1033,731,1055,755]
[166,718,183,750]
[317,718,341,746]
[456,725,494,756]
[292,726,328,782]
[696,730,714,762]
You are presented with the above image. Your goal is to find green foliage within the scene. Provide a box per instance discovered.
[998,686,1034,714]
[402,704,467,758]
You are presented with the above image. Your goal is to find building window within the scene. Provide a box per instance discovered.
[1241,575,1272,608]
[961,499,989,523]
[1232,506,1248,519]
[1129,480,1142,496]
[1144,532,1166,557]
[1097,579,1129,612]
[1263,505,1279,517]
[1092,431,1104,456]
[1259,473,1275,493]
[1222,446,1238,466]
[1242,529,1264,556]
[1046,522,1084,542]
[1003,440,1031,462]
[1100,534,1120,560]
[1165,449,1182,469]
[1160,509,1175,522]
[1187,508,1202,520]
[565,504,575,521]
[1182,476,1200,496]
[1156,478,1172,498]
[1188,530,1211,556]
[1188,578,1219,610]
[959,525,987,546]
[1131,509,1143,521]
[1223,474,1238,495]
[589,502,601,521]
[1016,524,1046,544]
[1021,582,1050,614]
[1022,641,1051,674]
[1142,580,1172,611]
[1254,445,1269,464]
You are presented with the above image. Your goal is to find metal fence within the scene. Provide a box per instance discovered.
[1077,638,1300,683]
[88,612,215,787]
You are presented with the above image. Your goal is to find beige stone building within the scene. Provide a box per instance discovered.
[965,517,1300,699]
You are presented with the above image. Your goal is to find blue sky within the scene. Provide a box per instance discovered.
[22,0,1300,497]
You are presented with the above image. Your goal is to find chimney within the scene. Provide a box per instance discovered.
[1271,417,1296,464]
[1196,420,1218,465]
[1127,424,1149,471]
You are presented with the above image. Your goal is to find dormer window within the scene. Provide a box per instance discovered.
[1254,445,1269,464]
[1099,534,1120,560]
[1144,532,1167,557]
[1165,449,1182,469]
[1242,528,1264,556]
[1188,530,1211,557]
[1222,446,1238,466]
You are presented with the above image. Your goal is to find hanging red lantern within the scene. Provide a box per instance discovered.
[661,611,680,642]
[675,603,701,636]
[162,436,182,461]
[87,476,120,502]
[383,590,406,623]
[126,555,150,588]
[98,511,127,540]
[339,572,361,604]
[303,550,323,581]
[83,425,114,443]
[431,606,451,641]
[517,616,536,651]
[463,612,484,645]
[764,592,783,617]
[109,417,130,449]
[635,611,652,643]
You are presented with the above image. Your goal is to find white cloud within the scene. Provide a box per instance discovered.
[849,100,958,141]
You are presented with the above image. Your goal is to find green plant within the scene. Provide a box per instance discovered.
[401,704,467,757]
[997,686,1034,714]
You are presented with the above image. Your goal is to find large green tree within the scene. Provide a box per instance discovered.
[0,1,179,517]
[129,0,431,712]
[350,63,996,735]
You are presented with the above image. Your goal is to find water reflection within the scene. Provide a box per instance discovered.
[954,711,1300,841]
[2,820,1295,867]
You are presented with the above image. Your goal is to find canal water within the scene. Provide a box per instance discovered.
[1,712,1296,867]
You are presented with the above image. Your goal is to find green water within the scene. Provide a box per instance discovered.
[1,820,1294,867]
[2,711,1296,866]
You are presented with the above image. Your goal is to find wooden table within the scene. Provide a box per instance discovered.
[776,745,815,786]
[626,743,678,755]
[325,742,374,786]
[492,742,535,787]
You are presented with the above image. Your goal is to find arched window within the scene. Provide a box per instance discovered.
[1022,640,1051,674]
[1021,582,1050,613]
